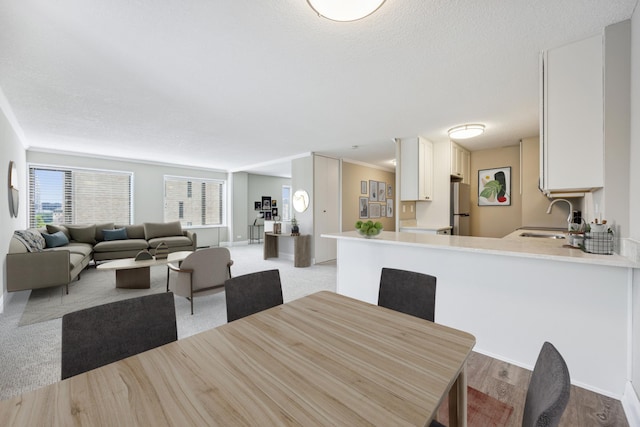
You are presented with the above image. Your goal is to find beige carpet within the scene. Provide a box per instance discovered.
[19,245,337,327]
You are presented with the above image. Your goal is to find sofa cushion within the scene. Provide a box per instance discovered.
[42,231,70,248]
[115,224,145,240]
[69,252,87,271]
[144,221,183,240]
[45,243,94,258]
[103,227,128,241]
[95,223,114,242]
[46,224,71,239]
[148,235,192,249]
[66,224,97,244]
[13,230,45,252]
[93,239,149,253]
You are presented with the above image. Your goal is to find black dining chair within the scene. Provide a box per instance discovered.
[430,341,571,427]
[225,269,283,322]
[522,341,571,427]
[61,292,177,380]
[378,267,437,322]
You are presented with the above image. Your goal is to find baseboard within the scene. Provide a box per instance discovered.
[473,347,623,399]
[0,293,4,314]
[219,240,249,247]
[622,382,640,426]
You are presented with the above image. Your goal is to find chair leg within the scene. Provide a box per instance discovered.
[166,267,170,292]
[190,281,194,315]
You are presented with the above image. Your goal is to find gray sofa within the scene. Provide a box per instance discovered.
[6,221,196,294]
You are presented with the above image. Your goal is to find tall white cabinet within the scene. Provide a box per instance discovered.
[400,137,434,201]
[450,142,470,184]
[313,155,340,263]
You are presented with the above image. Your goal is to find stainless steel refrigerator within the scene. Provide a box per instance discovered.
[450,182,470,235]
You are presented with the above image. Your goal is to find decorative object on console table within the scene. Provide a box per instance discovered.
[134,249,153,261]
[291,217,299,236]
[154,241,168,259]
[478,166,511,206]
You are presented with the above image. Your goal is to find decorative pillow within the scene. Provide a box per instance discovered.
[66,224,97,244]
[46,224,71,239]
[42,231,70,248]
[94,222,114,241]
[144,221,183,240]
[13,230,46,252]
[103,227,128,241]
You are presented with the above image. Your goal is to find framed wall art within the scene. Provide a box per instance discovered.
[478,167,511,206]
[369,203,381,218]
[361,181,367,194]
[378,182,386,202]
[369,180,378,202]
[359,197,369,219]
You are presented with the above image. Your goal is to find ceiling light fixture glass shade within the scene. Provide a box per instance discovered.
[307,0,386,22]
[448,124,485,140]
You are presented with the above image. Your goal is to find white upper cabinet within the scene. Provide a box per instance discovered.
[540,21,629,194]
[400,137,433,201]
[450,142,470,184]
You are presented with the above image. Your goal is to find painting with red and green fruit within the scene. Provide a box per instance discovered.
[478,167,511,206]
[355,220,383,237]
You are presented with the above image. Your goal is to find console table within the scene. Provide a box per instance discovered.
[263,233,311,267]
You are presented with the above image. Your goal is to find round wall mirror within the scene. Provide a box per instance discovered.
[292,189,309,213]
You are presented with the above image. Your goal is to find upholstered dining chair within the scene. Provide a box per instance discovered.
[378,267,437,322]
[429,341,570,427]
[224,269,283,322]
[61,292,177,380]
[167,247,233,315]
[522,341,571,427]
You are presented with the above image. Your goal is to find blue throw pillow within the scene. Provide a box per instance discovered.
[103,227,128,241]
[42,231,70,248]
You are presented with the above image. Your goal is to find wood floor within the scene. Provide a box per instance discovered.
[466,352,629,426]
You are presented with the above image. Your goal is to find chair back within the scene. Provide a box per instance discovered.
[522,342,571,427]
[225,269,283,322]
[61,292,177,379]
[180,247,231,291]
[378,267,437,322]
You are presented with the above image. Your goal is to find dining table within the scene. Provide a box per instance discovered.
[0,291,476,426]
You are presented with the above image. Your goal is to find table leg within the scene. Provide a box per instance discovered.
[448,364,468,427]
[115,267,151,289]
[264,234,278,260]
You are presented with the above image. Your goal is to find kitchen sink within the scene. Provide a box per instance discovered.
[519,232,566,239]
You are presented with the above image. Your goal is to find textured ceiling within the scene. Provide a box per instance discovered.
[0,0,637,177]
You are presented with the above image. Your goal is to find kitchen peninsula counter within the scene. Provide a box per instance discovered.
[324,230,637,268]
[322,230,638,399]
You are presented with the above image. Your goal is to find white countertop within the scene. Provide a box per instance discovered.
[398,225,452,231]
[322,230,638,268]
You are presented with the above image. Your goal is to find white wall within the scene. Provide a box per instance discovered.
[0,89,27,306]
[231,172,248,243]
[629,6,640,406]
[26,151,229,247]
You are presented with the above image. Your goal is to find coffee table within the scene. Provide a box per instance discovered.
[97,251,192,289]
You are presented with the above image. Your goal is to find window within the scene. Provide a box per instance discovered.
[281,185,292,221]
[29,165,133,228]
[164,176,225,226]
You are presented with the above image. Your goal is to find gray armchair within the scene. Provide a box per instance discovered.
[167,247,233,314]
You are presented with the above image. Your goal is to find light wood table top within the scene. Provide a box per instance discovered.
[0,291,475,426]
[96,250,192,270]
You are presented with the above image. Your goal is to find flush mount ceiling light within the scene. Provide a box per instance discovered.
[448,124,485,140]
[307,0,386,22]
